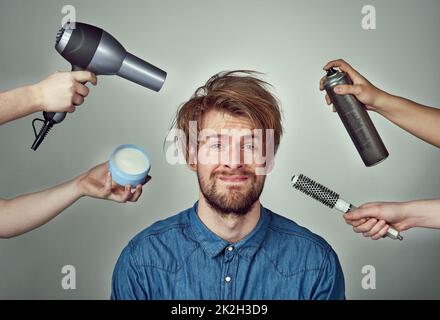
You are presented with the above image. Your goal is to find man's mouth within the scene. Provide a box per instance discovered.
[218,175,249,183]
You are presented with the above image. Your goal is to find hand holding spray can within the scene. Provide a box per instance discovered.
[323,67,389,167]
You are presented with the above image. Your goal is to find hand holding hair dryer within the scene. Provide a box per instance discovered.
[31,22,167,151]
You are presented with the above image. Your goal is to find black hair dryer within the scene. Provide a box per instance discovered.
[31,22,167,150]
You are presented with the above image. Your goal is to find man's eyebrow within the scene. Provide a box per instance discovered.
[200,134,229,140]
[241,134,261,141]
[200,133,262,141]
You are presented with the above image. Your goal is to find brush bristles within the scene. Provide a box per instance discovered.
[291,174,339,209]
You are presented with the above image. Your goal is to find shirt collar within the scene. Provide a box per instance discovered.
[189,201,270,261]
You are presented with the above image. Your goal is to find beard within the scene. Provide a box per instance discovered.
[197,168,265,216]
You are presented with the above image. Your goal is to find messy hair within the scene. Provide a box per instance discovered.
[172,70,283,162]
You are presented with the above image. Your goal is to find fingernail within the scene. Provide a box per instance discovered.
[334,87,342,93]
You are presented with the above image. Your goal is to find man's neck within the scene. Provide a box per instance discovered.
[197,193,261,243]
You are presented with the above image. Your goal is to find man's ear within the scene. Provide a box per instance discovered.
[187,163,197,172]
[264,157,275,175]
[255,157,275,176]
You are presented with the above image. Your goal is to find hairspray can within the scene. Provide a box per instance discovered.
[323,67,389,167]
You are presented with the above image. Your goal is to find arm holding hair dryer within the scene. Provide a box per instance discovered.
[0,71,96,125]
[31,22,167,150]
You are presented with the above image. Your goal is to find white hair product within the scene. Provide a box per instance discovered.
[109,144,151,186]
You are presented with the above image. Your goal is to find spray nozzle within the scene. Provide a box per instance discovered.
[326,67,338,77]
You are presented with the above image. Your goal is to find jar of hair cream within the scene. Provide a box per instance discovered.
[108,144,151,186]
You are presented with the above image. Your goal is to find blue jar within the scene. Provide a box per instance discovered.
[108,144,151,186]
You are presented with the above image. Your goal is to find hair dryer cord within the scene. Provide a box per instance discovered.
[31,118,54,151]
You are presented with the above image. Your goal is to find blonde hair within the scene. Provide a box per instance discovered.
[172,70,283,161]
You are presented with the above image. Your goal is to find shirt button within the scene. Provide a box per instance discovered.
[225,276,231,283]
[227,246,234,252]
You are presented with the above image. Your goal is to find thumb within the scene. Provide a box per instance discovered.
[344,206,379,221]
[71,71,97,86]
[334,84,362,96]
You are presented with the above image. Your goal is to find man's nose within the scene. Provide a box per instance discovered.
[222,145,244,169]
[224,162,243,170]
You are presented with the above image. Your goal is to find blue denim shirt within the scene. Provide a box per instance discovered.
[111,202,345,300]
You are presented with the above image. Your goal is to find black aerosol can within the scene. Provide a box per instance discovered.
[323,68,389,167]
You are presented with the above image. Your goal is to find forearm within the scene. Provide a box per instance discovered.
[376,94,440,147]
[0,176,83,238]
[401,199,440,229]
[0,85,42,125]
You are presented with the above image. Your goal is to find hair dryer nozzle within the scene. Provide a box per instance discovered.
[118,53,167,91]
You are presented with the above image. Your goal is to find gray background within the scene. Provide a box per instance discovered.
[0,0,439,299]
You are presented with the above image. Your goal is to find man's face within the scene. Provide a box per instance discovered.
[193,109,269,216]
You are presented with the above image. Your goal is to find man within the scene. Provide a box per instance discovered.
[111,70,345,299]
[0,71,148,238]
[319,59,440,239]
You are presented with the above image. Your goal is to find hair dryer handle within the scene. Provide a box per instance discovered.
[72,64,83,72]
[51,65,84,120]
[51,65,84,119]
[30,64,84,150]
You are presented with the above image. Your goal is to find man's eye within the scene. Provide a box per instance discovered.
[242,144,255,150]
[210,143,222,150]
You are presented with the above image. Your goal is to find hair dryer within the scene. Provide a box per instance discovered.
[31,22,167,151]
